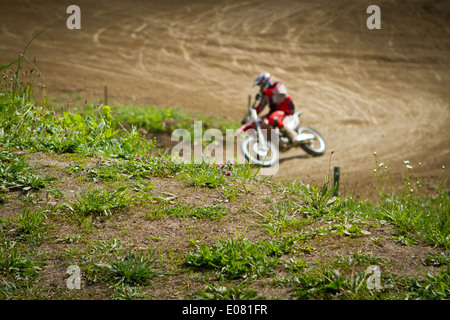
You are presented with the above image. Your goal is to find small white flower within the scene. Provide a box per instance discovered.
[403,160,410,165]
[373,152,377,156]
[373,169,377,173]
[406,165,413,170]
[379,162,384,167]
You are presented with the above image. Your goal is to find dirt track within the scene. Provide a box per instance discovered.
[1,0,449,199]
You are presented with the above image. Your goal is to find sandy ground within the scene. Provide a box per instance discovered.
[1,0,449,199]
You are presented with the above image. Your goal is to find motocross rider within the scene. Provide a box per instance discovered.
[252,73,299,144]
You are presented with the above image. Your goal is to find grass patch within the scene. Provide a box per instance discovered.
[185,230,293,280]
[0,150,55,191]
[372,155,449,249]
[63,185,140,221]
[92,249,159,287]
[0,241,43,280]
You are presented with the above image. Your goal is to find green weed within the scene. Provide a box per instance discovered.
[64,185,140,220]
[0,241,42,279]
[93,249,159,286]
[405,267,449,300]
[255,199,311,237]
[185,230,292,280]
[299,178,338,216]
[110,284,147,300]
[371,156,449,248]
[90,239,125,256]
[12,206,51,245]
[423,252,449,267]
[179,162,227,188]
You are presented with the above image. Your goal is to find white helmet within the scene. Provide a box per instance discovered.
[253,72,272,89]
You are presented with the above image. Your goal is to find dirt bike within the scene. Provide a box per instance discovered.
[236,98,326,167]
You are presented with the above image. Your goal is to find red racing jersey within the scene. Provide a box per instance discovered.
[255,81,295,115]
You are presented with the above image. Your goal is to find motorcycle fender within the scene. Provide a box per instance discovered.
[296,133,315,142]
[236,122,255,136]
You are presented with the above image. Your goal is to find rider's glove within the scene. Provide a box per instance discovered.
[255,92,262,100]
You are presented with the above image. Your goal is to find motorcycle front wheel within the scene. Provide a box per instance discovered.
[240,135,279,167]
[297,126,326,156]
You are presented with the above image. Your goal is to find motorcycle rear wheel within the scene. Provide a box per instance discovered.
[297,126,326,156]
[241,135,279,167]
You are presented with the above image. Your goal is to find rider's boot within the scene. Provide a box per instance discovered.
[280,126,299,144]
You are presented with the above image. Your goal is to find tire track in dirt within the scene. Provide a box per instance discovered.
[0,0,449,199]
